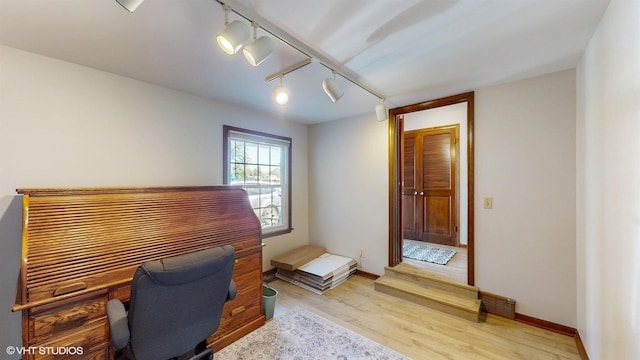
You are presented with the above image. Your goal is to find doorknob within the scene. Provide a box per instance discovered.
[420,192,424,196]
[414,191,418,195]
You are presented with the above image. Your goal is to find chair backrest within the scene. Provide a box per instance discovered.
[127,245,235,360]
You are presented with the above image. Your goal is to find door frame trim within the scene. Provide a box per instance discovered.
[388,92,475,285]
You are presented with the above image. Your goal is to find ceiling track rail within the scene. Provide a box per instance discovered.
[265,59,312,83]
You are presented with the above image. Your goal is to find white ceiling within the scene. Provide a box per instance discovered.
[0,0,610,124]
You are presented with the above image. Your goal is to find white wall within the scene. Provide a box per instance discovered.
[308,113,389,274]
[576,0,640,358]
[0,46,309,357]
[404,102,468,245]
[475,69,577,327]
[310,69,577,327]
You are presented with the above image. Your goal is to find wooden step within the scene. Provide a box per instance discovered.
[383,263,479,299]
[374,276,482,322]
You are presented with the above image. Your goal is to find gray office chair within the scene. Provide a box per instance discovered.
[106,245,237,360]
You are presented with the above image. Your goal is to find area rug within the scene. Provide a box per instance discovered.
[216,306,411,360]
[403,243,456,265]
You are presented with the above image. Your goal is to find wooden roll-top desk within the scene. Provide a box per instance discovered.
[12,186,265,360]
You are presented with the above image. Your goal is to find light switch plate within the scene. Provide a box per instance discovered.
[483,197,493,209]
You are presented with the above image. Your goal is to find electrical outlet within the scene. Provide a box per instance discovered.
[359,248,365,258]
[483,197,493,209]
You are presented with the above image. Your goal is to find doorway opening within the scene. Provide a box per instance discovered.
[388,92,475,286]
[403,123,462,246]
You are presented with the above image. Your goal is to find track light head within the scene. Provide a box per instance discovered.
[216,20,250,55]
[322,72,343,102]
[273,85,289,105]
[116,0,144,12]
[375,100,387,121]
[273,77,289,105]
[243,23,273,67]
[243,36,273,66]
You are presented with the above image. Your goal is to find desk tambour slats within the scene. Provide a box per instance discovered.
[21,189,257,302]
[14,186,265,359]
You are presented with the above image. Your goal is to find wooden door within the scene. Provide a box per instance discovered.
[402,131,419,240]
[403,125,459,246]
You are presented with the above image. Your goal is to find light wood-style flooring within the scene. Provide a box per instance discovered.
[403,239,467,284]
[269,276,580,360]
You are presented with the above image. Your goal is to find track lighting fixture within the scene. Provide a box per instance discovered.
[216,7,249,55]
[115,0,144,12]
[214,1,387,118]
[243,23,273,66]
[322,71,344,102]
[375,100,388,121]
[273,77,289,105]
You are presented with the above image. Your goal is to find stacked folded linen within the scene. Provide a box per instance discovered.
[275,253,357,294]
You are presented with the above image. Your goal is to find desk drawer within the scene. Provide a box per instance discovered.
[233,252,261,276]
[30,294,107,340]
[33,320,107,360]
[212,284,262,342]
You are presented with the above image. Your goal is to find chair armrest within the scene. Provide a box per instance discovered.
[106,299,130,350]
[227,280,237,301]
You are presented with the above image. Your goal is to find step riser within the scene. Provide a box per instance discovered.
[375,282,480,323]
[384,268,478,299]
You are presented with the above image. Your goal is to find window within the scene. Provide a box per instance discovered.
[223,125,292,237]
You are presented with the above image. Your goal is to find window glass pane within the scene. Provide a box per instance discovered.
[270,166,281,183]
[256,165,267,182]
[232,139,244,163]
[270,145,281,166]
[257,143,270,166]
[246,143,258,165]
[259,187,281,227]
[231,164,245,182]
[246,164,257,182]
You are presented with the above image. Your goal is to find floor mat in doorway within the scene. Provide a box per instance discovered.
[403,243,456,265]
